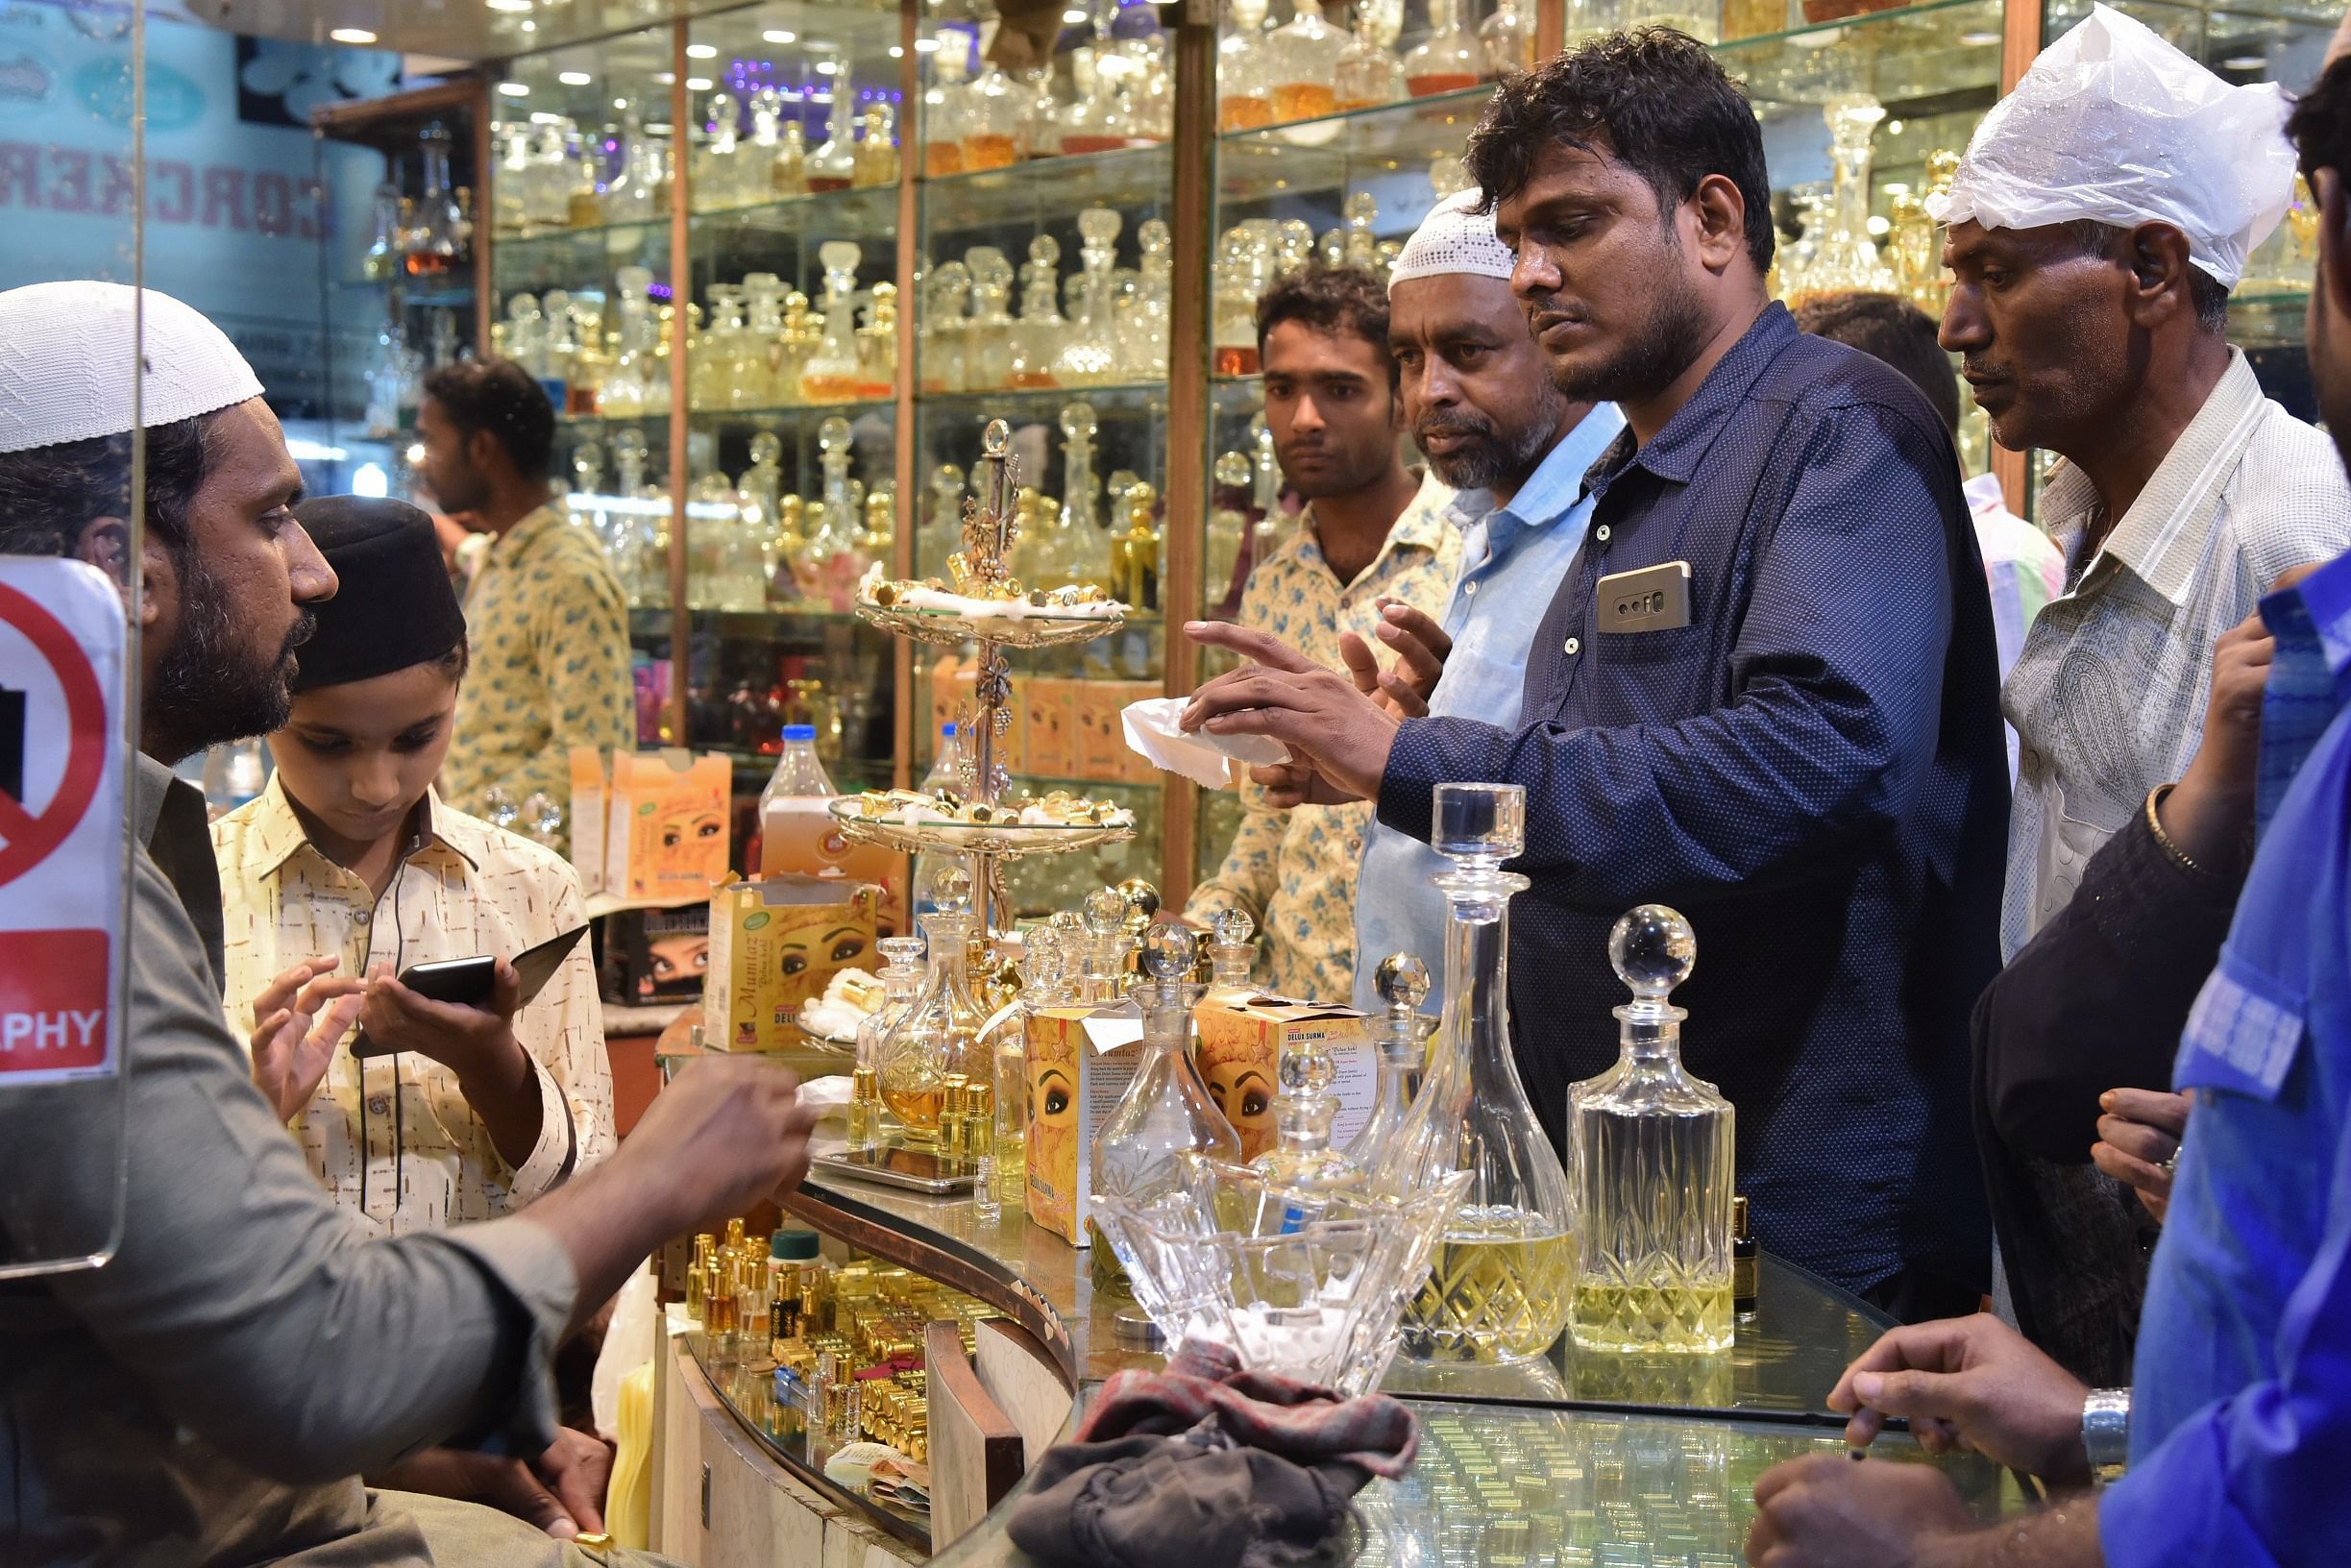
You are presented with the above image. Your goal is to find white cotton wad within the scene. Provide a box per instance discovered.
[1925,3,2295,289]
[1121,696,1290,790]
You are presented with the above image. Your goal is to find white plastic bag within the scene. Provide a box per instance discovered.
[1926,3,2294,288]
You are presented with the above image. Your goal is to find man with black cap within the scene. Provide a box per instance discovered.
[0,280,808,1563]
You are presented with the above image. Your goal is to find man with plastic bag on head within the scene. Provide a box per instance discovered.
[1931,2,2351,1387]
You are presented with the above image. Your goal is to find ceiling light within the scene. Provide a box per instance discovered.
[653,70,675,83]
[558,69,592,85]
[1062,6,1088,19]
[685,77,713,90]
[814,59,839,75]
[529,110,562,123]
[889,44,904,57]
[2222,52,2266,69]
[486,0,532,12]
[498,80,530,95]
[328,26,377,43]
[913,36,940,51]
[613,96,629,109]
[764,29,796,43]
[686,42,718,59]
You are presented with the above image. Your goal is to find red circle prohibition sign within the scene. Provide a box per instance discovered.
[0,580,108,889]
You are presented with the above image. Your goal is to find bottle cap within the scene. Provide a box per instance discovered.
[771,1228,822,1261]
[942,722,957,737]
[782,723,818,741]
[1733,1194,1751,1238]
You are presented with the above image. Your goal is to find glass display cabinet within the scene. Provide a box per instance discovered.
[311,82,492,500]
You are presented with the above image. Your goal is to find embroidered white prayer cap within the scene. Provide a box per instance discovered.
[1388,189,1518,291]
[0,281,264,454]
[1926,4,2294,290]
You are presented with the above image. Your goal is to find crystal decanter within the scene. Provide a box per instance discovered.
[1267,0,1347,123]
[1402,0,1482,96]
[800,243,866,404]
[1480,0,1536,78]
[1077,884,1133,1005]
[1052,208,1123,386]
[1218,0,1277,130]
[1569,905,1735,1355]
[1203,909,1257,1003]
[807,52,859,192]
[877,869,990,1146]
[1391,783,1577,1364]
[1793,94,1897,302]
[1007,235,1067,389]
[1090,925,1241,1294]
[1334,0,1408,111]
[1345,953,1433,1170]
[1249,969,1358,1194]
[853,936,928,1150]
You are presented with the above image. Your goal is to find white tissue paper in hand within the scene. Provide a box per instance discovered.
[1926,3,2293,290]
[1122,696,1290,790]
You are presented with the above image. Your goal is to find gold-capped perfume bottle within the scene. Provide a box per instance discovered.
[1568,905,1735,1354]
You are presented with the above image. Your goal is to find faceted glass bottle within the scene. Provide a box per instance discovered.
[1090,926,1241,1297]
[876,870,989,1144]
[1401,0,1482,97]
[1266,0,1347,123]
[1334,0,1408,111]
[1393,783,1577,1364]
[1344,953,1432,1171]
[1568,905,1735,1355]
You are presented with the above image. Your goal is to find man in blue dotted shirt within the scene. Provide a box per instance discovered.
[1186,29,2009,1315]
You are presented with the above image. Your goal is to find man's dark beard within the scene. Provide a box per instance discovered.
[1417,377,1567,493]
[1530,231,1713,408]
[146,551,313,763]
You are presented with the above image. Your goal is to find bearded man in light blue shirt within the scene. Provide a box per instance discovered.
[1348,189,1624,1014]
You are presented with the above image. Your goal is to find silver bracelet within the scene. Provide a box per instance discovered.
[2082,1387,2132,1482]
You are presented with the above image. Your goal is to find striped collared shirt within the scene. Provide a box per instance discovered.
[212,775,616,1235]
[2002,351,2351,959]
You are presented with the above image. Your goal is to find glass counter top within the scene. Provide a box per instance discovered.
[784,1154,1898,1419]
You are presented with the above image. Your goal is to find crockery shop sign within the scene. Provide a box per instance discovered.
[0,558,124,1083]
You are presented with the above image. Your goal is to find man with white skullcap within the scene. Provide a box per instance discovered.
[0,282,813,1563]
[1934,4,2351,1387]
[1344,189,1623,1016]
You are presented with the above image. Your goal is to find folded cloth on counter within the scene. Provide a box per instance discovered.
[1005,1338,1416,1568]
[1122,697,1291,790]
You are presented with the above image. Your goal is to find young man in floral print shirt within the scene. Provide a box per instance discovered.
[423,359,634,859]
[1182,266,1460,1002]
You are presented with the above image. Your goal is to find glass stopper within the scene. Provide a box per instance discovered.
[1433,781,1526,866]
[1059,401,1098,443]
[925,864,974,916]
[1375,952,1430,1013]
[748,430,782,466]
[879,935,927,970]
[1081,885,1129,936]
[1212,909,1255,948]
[1048,908,1086,941]
[1115,877,1161,922]
[1607,904,1696,1001]
[1140,923,1196,979]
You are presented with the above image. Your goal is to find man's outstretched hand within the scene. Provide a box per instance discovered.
[1184,621,1401,806]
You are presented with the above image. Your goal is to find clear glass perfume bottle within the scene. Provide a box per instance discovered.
[1267,0,1347,123]
[799,242,865,404]
[1793,94,1896,302]
[1077,884,1133,1005]
[985,927,1067,1210]
[1202,909,1257,1002]
[409,121,466,275]
[698,90,743,212]
[1090,925,1241,1294]
[1334,0,1407,110]
[856,282,897,400]
[922,32,971,177]
[919,259,972,396]
[807,50,859,191]
[961,59,1024,171]
[1480,0,1536,78]
[1052,208,1122,386]
[1249,973,1357,1194]
[1007,236,1066,390]
[1569,905,1735,1355]
[1121,219,1174,381]
[1346,953,1432,1170]
[877,869,990,1145]
[1111,479,1161,612]
[1392,783,1577,1364]
[854,104,900,189]
[1403,0,1483,96]
[964,246,1017,392]
[1217,0,1276,131]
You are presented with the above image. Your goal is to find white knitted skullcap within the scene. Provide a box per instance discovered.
[0,281,264,454]
[1388,190,1517,292]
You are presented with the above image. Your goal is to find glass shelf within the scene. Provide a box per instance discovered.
[557,408,671,429]
[492,213,670,255]
[1216,84,1499,205]
[919,144,1173,233]
[685,396,895,424]
[690,184,900,239]
[917,381,1171,418]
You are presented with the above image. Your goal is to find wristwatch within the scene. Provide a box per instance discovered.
[2082,1387,2132,1484]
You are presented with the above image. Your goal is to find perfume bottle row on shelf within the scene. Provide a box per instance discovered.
[362,121,475,282]
[494,107,671,239]
[693,74,898,214]
[1211,193,1427,375]
[1217,0,1533,133]
[1771,96,1953,314]
[564,417,892,613]
[918,0,1174,173]
[695,249,896,410]
[493,268,673,419]
[918,212,1171,394]
[913,404,1165,611]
